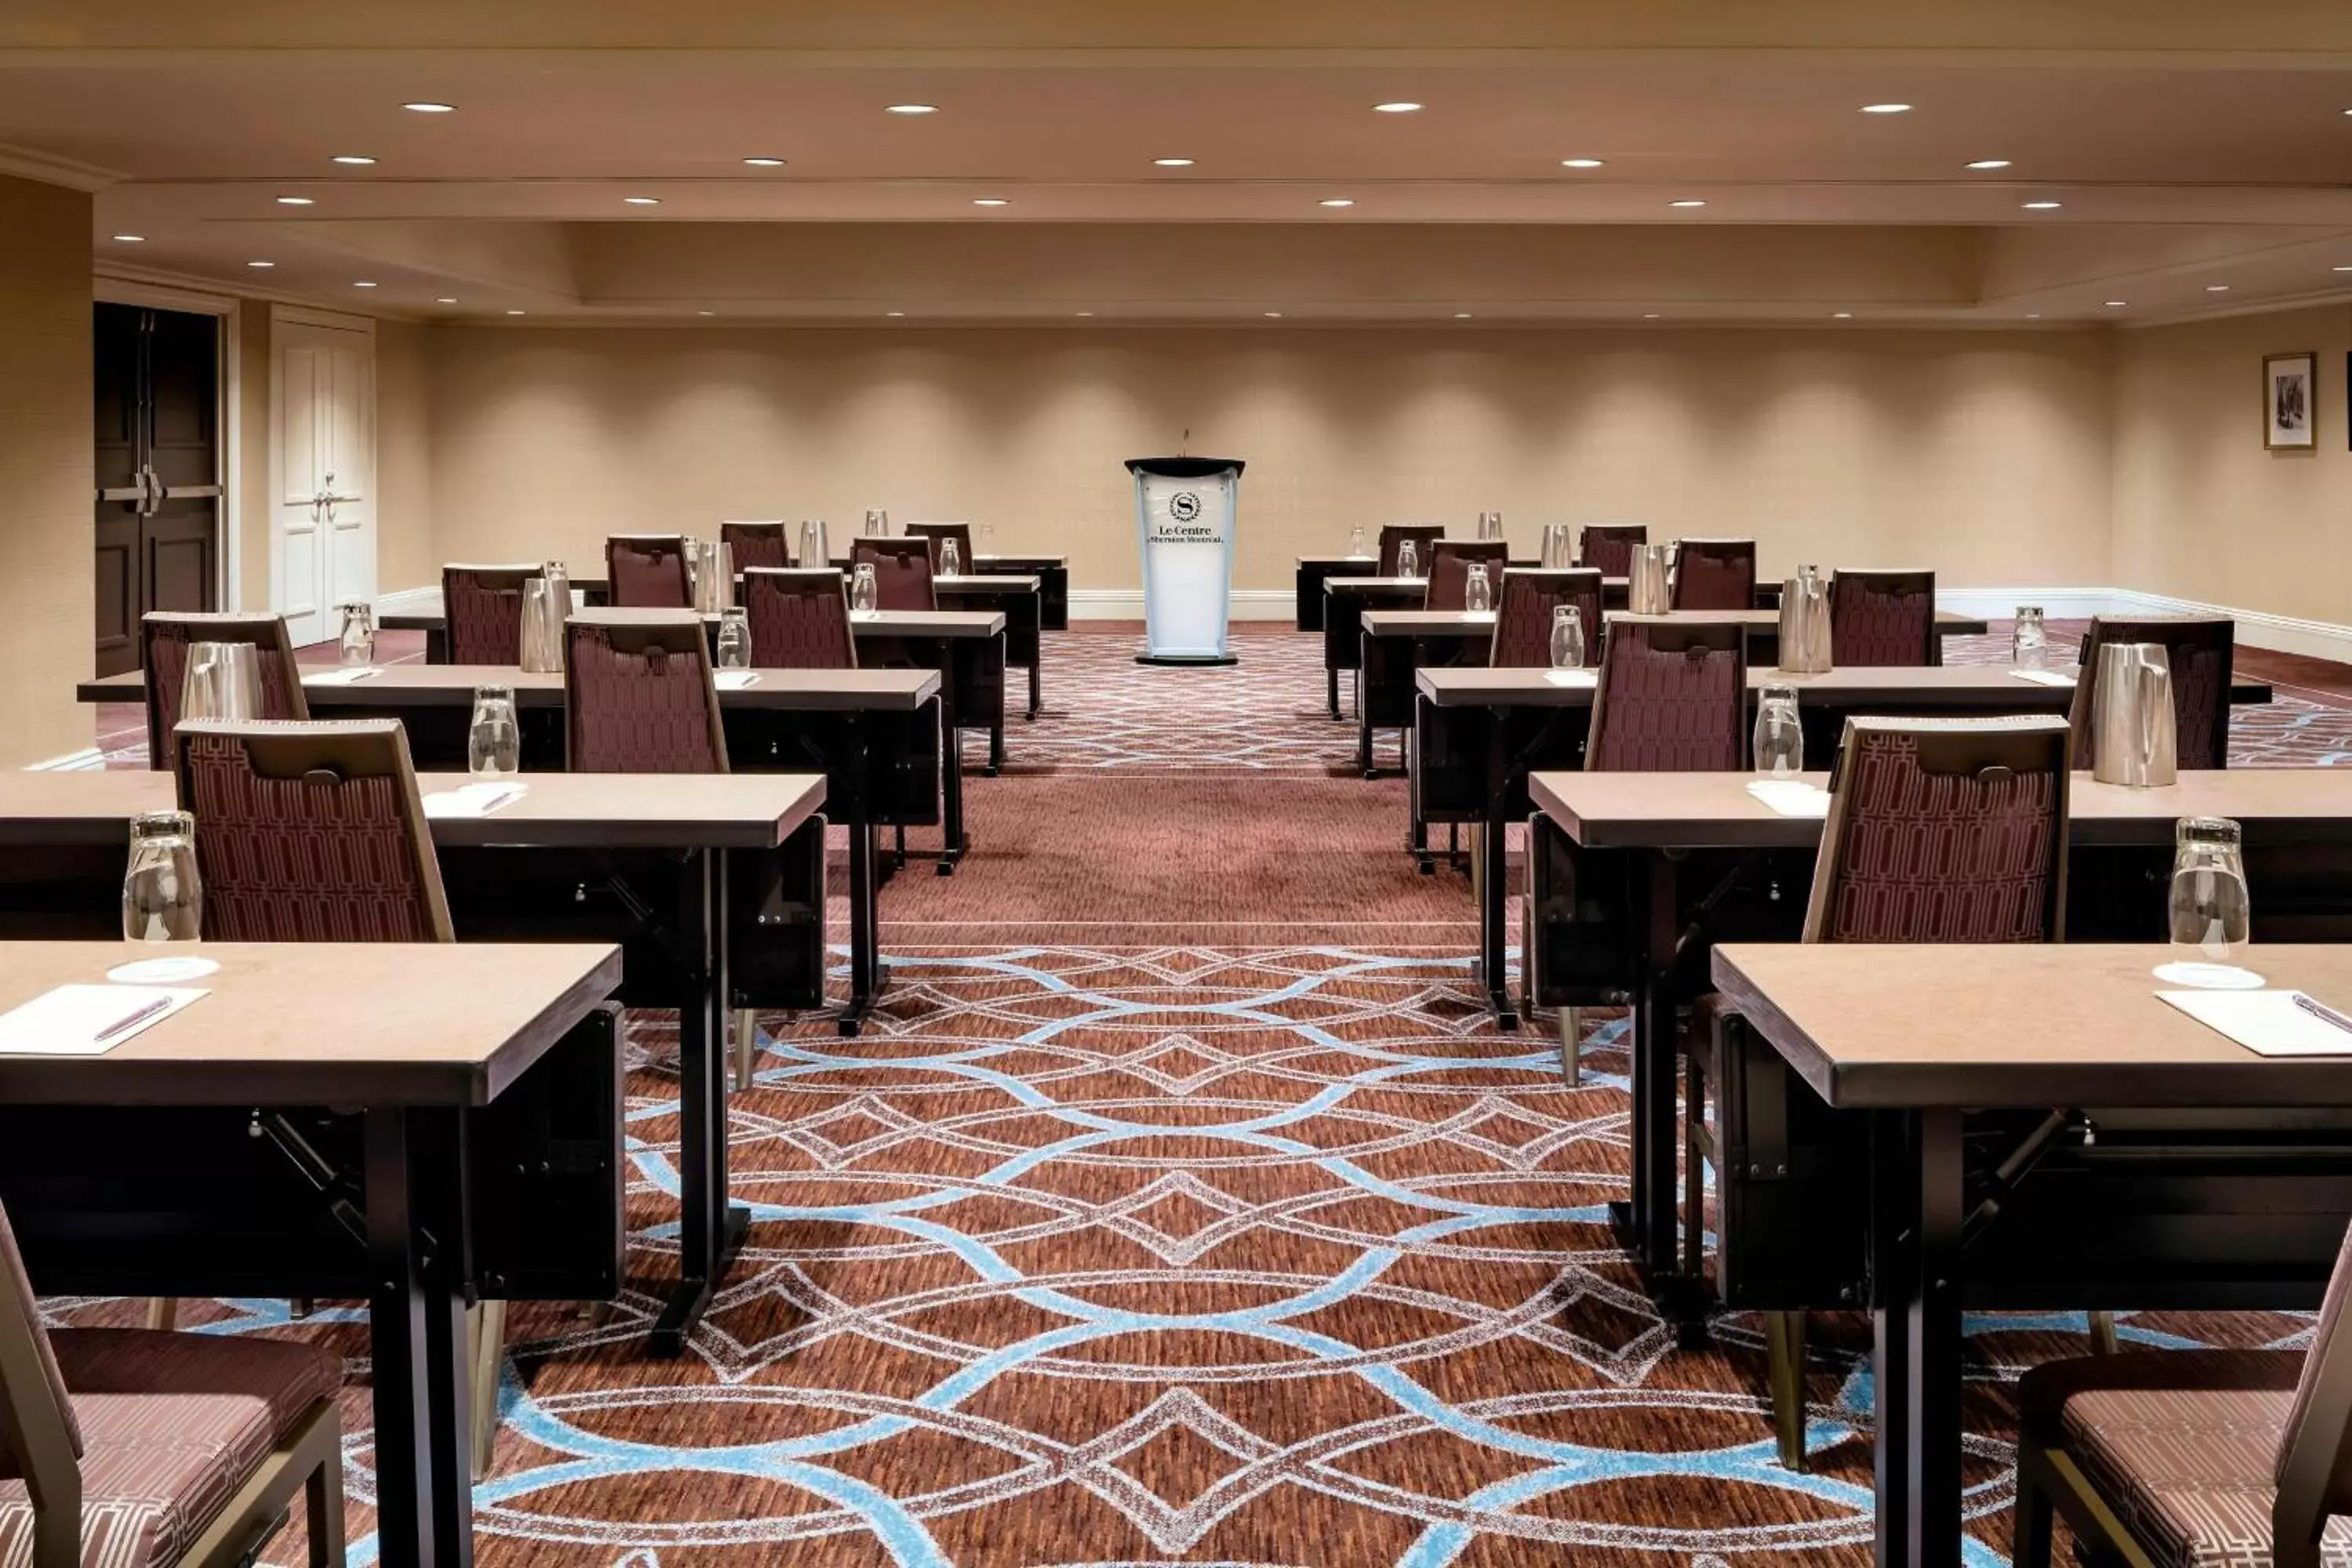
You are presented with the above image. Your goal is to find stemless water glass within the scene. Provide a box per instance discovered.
[338,602,377,667]
[468,684,520,779]
[851,561,880,615]
[939,537,963,577]
[1477,510,1504,542]
[1464,562,1494,614]
[715,608,751,669]
[2013,606,2049,669]
[2169,815,2251,963]
[1348,524,1369,559]
[1549,604,1585,670]
[978,522,996,556]
[123,810,201,942]
[1396,539,1421,579]
[1754,684,1804,778]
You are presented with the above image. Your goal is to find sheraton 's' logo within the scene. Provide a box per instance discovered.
[1169,492,1202,522]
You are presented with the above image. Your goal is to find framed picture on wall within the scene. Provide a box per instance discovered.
[2265,351,2317,450]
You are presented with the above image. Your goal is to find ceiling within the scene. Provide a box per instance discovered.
[8,0,2352,325]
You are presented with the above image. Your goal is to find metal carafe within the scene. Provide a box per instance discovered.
[694,540,733,614]
[1777,564,1832,673]
[519,579,562,673]
[1540,523,1574,568]
[798,519,831,568]
[1626,542,1672,615]
[2091,642,2179,788]
[539,559,571,621]
[180,641,261,723]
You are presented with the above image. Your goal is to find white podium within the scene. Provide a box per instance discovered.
[1128,455,1244,665]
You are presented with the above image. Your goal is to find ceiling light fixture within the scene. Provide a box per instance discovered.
[111,234,143,242]
[1453,311,1473,319]
[886,310,905,317]
[246,260,274,268]
[1669,199,1707,208]
[742,156,786,167]
[697,309,715,316]
[2206,284,2231,292]
[1076,310,1094,317]
[2105,299,2128,307]
[1373,102,1423,113]
[1832,310,1853,318]
[353,281,377,289]
[1319,198,1355,208]
[274,196,314,205]
[2335,265,2352,273]
[624,196,661,205]
[506,309,525,315]
[884,103,938,115]
[1152,158,1195,167]
[2021,200,2063,209]
[401,102,456,113]
[973,198,1009,206]
[1560,158,1606,169]
[435,296,457,303]
[1264,310,1283,318]
[1642,312,1662,319]
[332,154,377,165]
[2026,312,2042,319]
[1860,103,1913,114]
[1966,159,2013,170]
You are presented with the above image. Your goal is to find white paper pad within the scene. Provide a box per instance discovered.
[1461,611,1497,624]
[2159,989,2352,1057]
[714,670,761,690]
[105,955,220,985]
[2009,669,2078,688]
[0,984,206,1056]
[303,666,383,686]
[421,782,528,819]
[1541,669,1598,688]
[1746,780,1832,818]
[851,609,881,622]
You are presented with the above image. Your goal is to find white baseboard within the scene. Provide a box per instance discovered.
[373,586,441,615]
[25,747,103,772]
[1938,586,2352,664]
[1936,586,2118,622]
[1069,589,1295,622]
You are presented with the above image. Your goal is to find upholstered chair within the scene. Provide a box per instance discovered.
[441,564,539,666]
[2068,615,2236,771]
[1376,524,1446,577]
[719,521,791,575]
[0,1196,346,1568]
[1688,713,2074,1471]
[903,522,974,572]
[1577,524,1649,579]
[562,610,730,775]
[1584,615,1748,773]
[742,568,859,670]
[1490,569,1603,668]
[1670,538,1758,611]
[139,613,308,772]
[850,537,938,612]
[1828,569,1940,668]
[2015,1218,2352,1568]
[1423,541,1511,612]
[604,534,693,609]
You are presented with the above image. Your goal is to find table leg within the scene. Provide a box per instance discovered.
[365,1106,474,1568]
[935,662,966,873]
[840,822,887,1037]
[1477,724,1517,1029]
[1873,1108,1964,1568]
[652,849,749,1356]
[1327,666,1341,721]
[1611,852,1682,1282]
[1028,659,1041,720]
[989,722,1004,775]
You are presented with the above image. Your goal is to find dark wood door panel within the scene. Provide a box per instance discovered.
[96,304,220,673]
[147,507,216,615]
[93,522,136,678]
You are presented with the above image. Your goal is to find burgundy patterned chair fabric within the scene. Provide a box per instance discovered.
[139,612,309,773]
[441,563,539,666]
[904,522,975,572]
[1804,716,2072,945]
[1830,569,1940,668]
[1490,569,1603,668]
[1577,524,1649,579]
[1377,524,1445,577]
[720,521,791,574]
[604,534,693,608]
[1671,538,1758,611]
[743,568,859,670]
[2067,616,2235,771]
[1585,615,1748,772]
[851,537,938,612]
[171,719,453,943]
[1423,541,1511,612]
[564,610,730,774]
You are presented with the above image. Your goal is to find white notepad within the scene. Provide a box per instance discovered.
[1541,669,1598,688]
[1746,780,1832,818]
[2008,669,2078,688]
[714,670,761,690]
[420,782,528,819]
[1461,611,1497,624]
[2158,989,2352,1057]
[0,984,206,1056]
[303,666,383,686]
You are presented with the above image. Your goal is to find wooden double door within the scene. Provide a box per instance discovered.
[94,303,220,677]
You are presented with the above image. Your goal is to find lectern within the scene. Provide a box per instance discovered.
[1128,456,1245,665]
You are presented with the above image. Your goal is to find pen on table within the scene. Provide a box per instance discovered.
[93,996,175,1043]
[2293,993,2352,1038]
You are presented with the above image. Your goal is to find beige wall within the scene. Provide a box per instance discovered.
[2111,304,2352,626]
[421,325,2114,596]
[376,318,434,593]
[234,299,270,609]
[0,175,93,765]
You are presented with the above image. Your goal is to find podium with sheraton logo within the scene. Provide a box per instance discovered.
[1128,455,1245,666]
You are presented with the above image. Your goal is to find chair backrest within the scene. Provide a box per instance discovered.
[0,1196,85,1492]
[904,521,974,570]
[1830,568,1939,668]
[743,568,859,670]
[1671,537,1758,610]
[1424,540,1511,612]
[851,536,938,611]
[441,563,539,666]
[1377,524,1445,576]
[1586,614,1748,771]
[720,521,790,574]
[171,718,453,942]
[564,609,730,774]
[1490,568,1603,668]
[2067,615,2235,771]
[2274,1221,2352,1544]
[604,533,693,609]
[1578,524,1649,579]
[140,612,309,770]
[1805,716,2071,945]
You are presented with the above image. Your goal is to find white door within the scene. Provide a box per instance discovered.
[273,317,375,646]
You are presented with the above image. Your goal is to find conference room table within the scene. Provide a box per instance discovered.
[1708,942,2352,1568]
[0,768,832,1355]
[1527,765,2352,1302]
[0,937,623,1568]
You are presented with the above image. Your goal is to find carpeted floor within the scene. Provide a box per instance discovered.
[53,622,2352,1566]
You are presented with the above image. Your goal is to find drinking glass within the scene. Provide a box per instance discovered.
[978,523,996,556]
[1396,539,1421,579]
[851,561,880,615]
[2013,605,2049,670]
[864,508,891,535]
[338,602,377,667]
[123,810,201,942]
[1348,524,1369,559]
[180,641,261,724]
[715,608,751,669]
[940,538,963,576]
[468,684,521,779]
[1753,684,1804,778]
[1549,604,1585,670]
[1464,563,1493,614]
[2169,815,2251,962]
[1477,511,1504,542]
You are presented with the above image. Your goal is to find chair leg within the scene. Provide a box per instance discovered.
[307,1425,347,1568]
[732,1007,759,1092]
[2089,1310,2119,1356]
[289,1299,314,1320]
[469,1298,506,1483]
[1766,1310,1809,1471]
[1558,1007,1581,1087]
[143,1298,177,1330]
[1683,1047,1706,1282]
[2011,1448,2056,1568]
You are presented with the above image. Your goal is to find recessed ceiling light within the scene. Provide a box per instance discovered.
[1076,310,1094,317]
[697,309,714,316]
[2026,312,2042,319]
[353,281,377,289]
[1152,158,1195,167]
[332,154,377,166]
[1560,158,1606,169]
[885,310,905,317]
[1642,312,1662,319]
[274,195,314,206]
[2021,200,2063,210]
[1966,159,2013,170]
[1264,311,1283,318]
[884,103,938,115]
[505,309,525,315]
[2335,265,2352,273]
[1669,199,1707,208]
[624,196,661,205]
[1453,312,1473,319]
[1319,198,1356,209]
[2206,284,2232,292]
[1373,102,1424,113]
[972,198,1009,206]
[401,102,456,114]
[245,260,274,268]
[1860,103,1913,114]
[435,296,457,304]
[111,234,143,242]
[742,157,786,167]
[2105,300,2128,307]
[1831,311,1853,318]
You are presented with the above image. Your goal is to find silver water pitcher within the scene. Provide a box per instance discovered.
[694,539,734,614]
[540,559,572,619]
[1626,542,1673,615]
[180,641,261,723]
[1540,523,1574,568]
[2091,642,2179,788]
[1777,565,1832,673]
[798,519,831,568]
[519,578,564,673]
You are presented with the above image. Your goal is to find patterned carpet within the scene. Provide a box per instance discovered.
[47,621,2352,1566]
